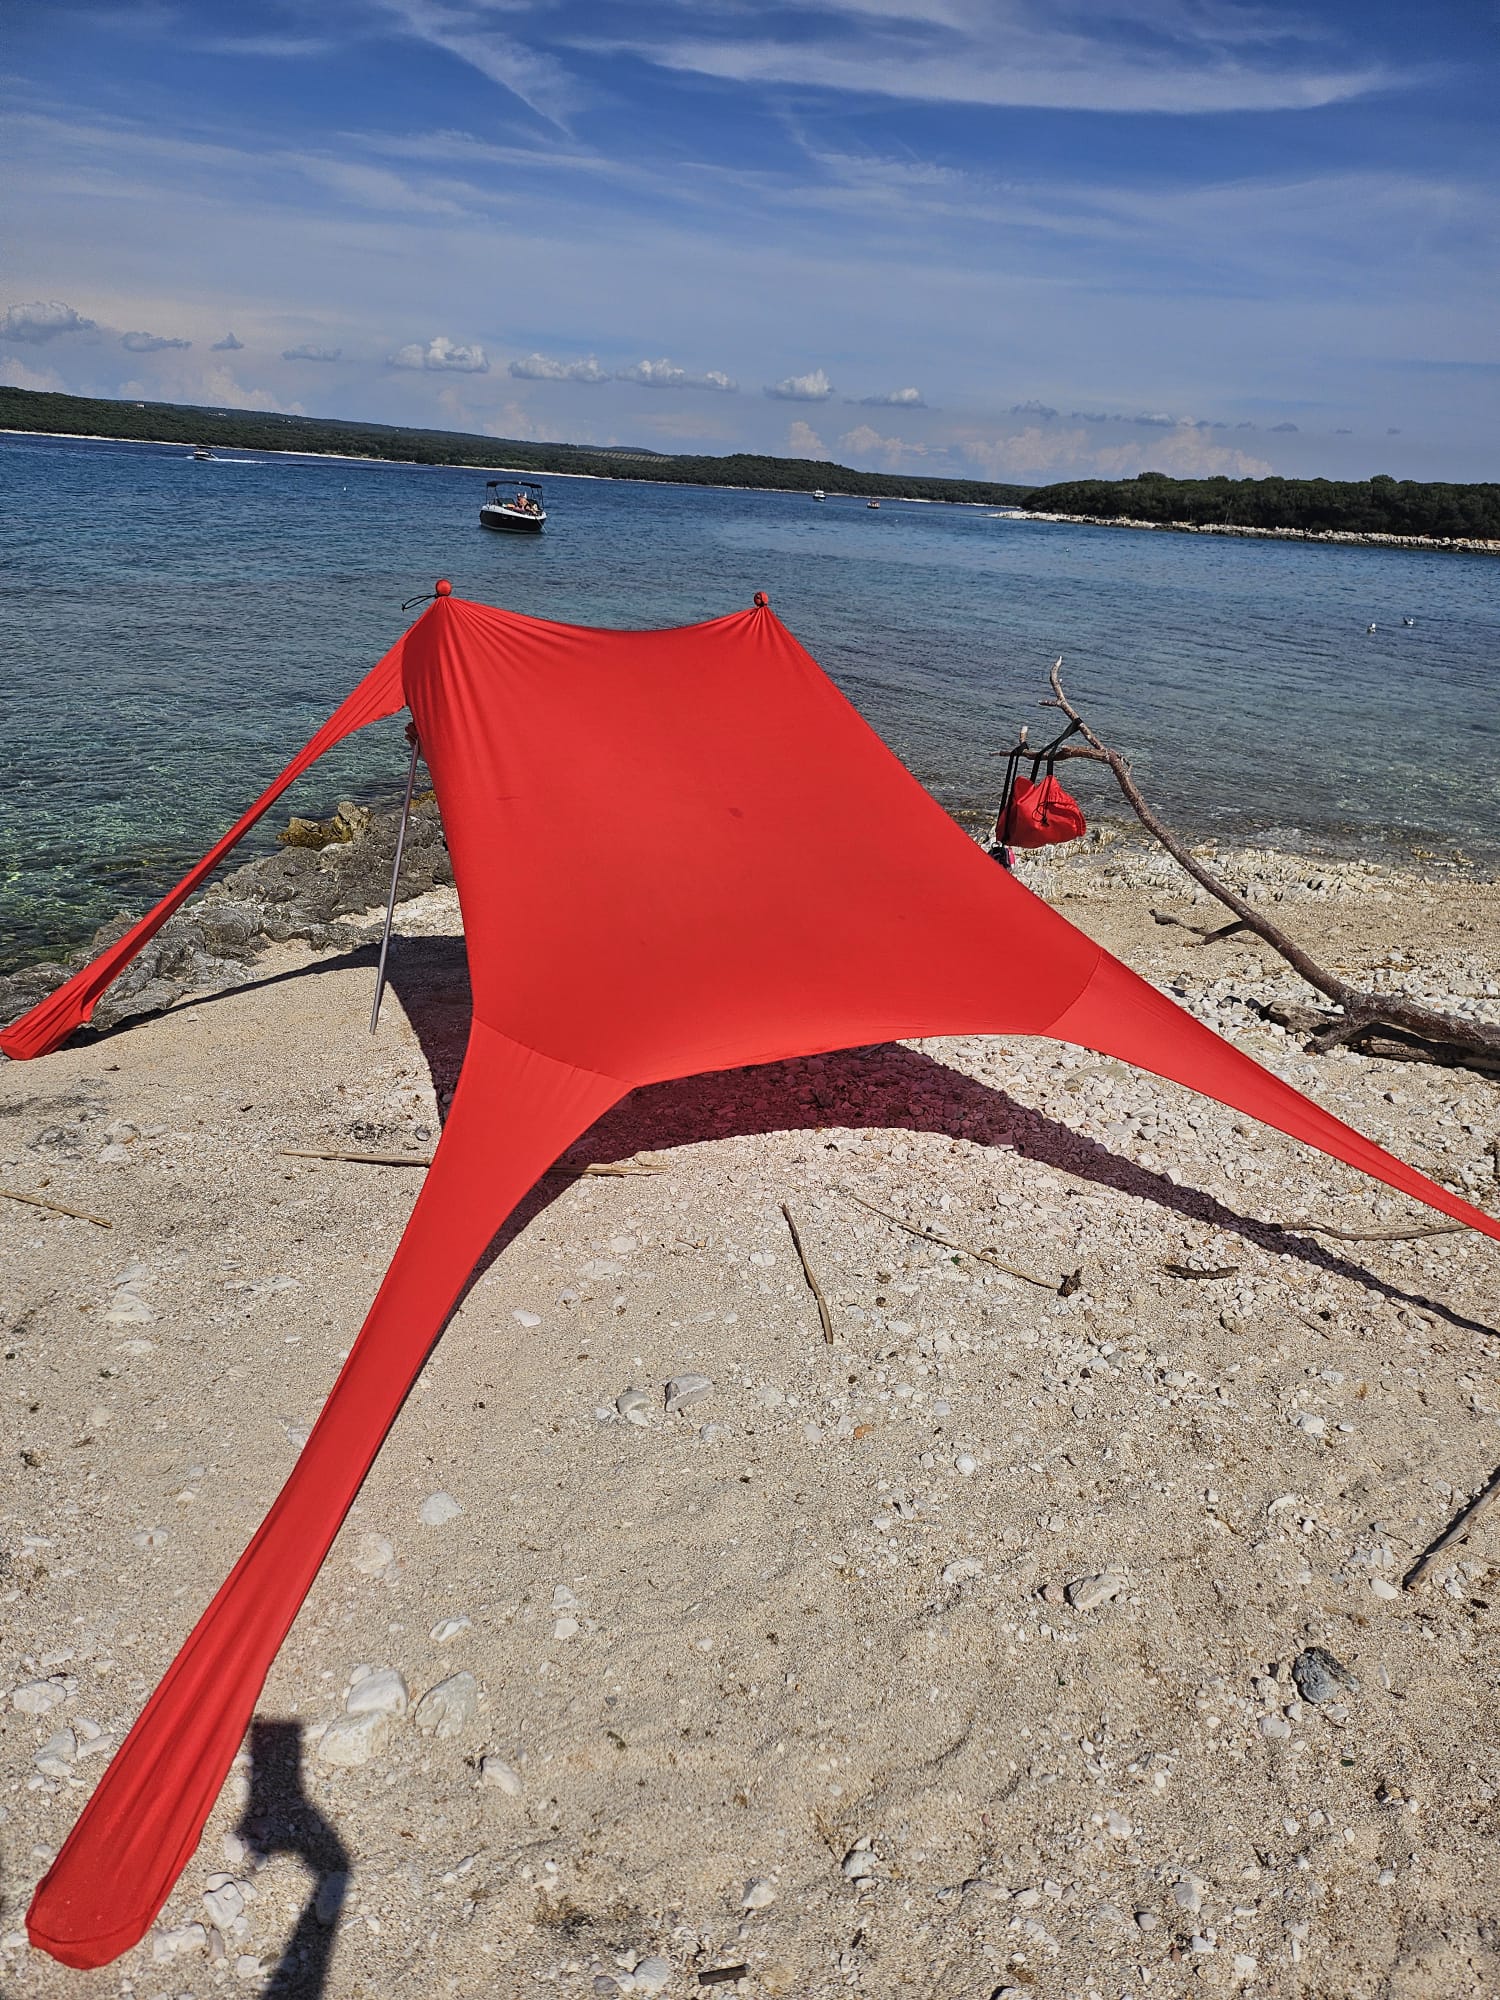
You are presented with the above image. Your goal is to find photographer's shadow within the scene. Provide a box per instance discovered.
[236,1720,349,2000]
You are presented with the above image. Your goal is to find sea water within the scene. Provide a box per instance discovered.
[1,430,1496,973]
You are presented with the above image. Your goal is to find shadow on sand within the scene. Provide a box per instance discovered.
[236,1720,349,2000]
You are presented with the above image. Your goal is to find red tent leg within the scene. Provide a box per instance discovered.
[26,1025,626,1968]
[1049,948,1500,1241]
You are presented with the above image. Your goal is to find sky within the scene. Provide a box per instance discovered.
[3,1,1497,482]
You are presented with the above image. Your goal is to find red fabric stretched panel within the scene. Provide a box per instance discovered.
[17,593,1498,1970]
[0,640,408,1062]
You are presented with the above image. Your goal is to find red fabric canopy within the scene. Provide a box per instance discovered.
[11,592,1497,1969]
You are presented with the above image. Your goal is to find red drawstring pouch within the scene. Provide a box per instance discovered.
[1002,771,1087,848]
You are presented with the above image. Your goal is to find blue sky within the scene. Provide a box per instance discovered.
[3,1,1496,480]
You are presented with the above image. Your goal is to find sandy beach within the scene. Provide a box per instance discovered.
[3,837,1499,1999]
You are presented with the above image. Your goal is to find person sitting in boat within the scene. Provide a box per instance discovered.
[515,488,536,513]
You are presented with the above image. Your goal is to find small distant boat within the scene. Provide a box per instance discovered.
[191,445,214,461]
[866,498,880,510]
[813,488,825,502]
[480,478,546,533]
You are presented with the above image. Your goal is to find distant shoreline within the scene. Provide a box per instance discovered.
[1003,507,1500,556]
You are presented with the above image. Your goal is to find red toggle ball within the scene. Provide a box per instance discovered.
[435,578,452,596]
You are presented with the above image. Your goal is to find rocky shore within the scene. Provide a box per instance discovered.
[2,814,1498,1999]
[1002,511,1500,556]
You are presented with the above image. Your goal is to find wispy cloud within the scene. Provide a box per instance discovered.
[616,357,738,391]
[376,0,581,126]
[281,343,343,362]
[508,351,608,382]
[766,367,835,402]
[581,0,1393,115]
[388,334,490,372]
[0,299,96,342]
[211,330,244,351]
[856,385,924,406]
[121,329,191,352]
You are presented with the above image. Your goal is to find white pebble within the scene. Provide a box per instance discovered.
[954,1453,977,1477]
[151,1923,208,1963]
[665,1374,713,1413]
[12,1677,69,1716]
[1066,1571,1126,1611]
[941,1558,984,1588]
[742,1878,777,1910]
[630,1955,672,1992]
[105,1290,154,1323]
[202,1878,248,1928]
[1260,1714,1292,1740]
[414,1671,479,1738]
[617,1386,654,1427]
[315,1711,392,1767]
[513,1309,542,1328]
[345,1667,408,1718]
[480,1755,523,1795]
[430,1616,472,1644]
[1370,1577,1401,1601]
[352,1533,396,1577]
[34,1729,77,1779]
[419,1491,463,1527]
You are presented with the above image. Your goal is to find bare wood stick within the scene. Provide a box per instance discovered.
[1404,1464,1500,1589]
[843,1190,1064,1292]
[781,1202,835,1343]
[0,1185,112,1227]
[280,1147,432,1167]
[278,1147,664,1179]
[1044,658,1500,1073]
[1278,1218,1468,1244]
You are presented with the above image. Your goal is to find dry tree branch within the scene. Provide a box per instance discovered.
[1041,659,1500,1077]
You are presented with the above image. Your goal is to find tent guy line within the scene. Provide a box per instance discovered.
[5,584,1495,1971]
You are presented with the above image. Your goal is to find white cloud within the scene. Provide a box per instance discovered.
[786,419,827,456]
[212,332,245,351]
[121,329,192,353]
[281,343,343,362]
[508,351,608,382]
[483,399,543,440]
[0,353,67,392]
[0,299,96,342]
[388,334,490,372]
[857,386,924,406]
[766,367,834,402]
[605,4,1392,116]
[377,0,581,125]
[838,422,933,469]
[616,357,738,391]
[959,423,1272,481]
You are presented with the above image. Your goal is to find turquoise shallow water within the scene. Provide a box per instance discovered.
[1,430,1497,974]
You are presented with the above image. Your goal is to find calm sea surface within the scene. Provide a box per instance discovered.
[2,431,1497,974]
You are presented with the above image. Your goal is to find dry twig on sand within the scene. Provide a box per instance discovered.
[1276,1218,1468,1245]
[0,1185,112,1227]
[1405,1464,1500,1589]
[843,1190,1078,1294]
[1043,658,1500,1078]
[279,1146,664,1179]
[781,1202,836,1343]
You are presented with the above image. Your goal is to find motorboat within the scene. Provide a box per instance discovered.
[192,444,214,461]
[480,479,547,532]
[813,488,825,501]
[866,498,880,510]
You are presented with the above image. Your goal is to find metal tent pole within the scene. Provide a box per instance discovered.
[369,733,421,1034]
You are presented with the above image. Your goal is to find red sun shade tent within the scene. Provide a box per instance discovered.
[8,587,1497,1968]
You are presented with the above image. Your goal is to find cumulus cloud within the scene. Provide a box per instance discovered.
[785,419,827,457]
[281,343,343,362]
[388,334,490,373]
[839,423,932,471]
[856,386,924,407]
[0,354,67,392]
[766,368,834,402]
[1269,421,1299,433]
[508,352,608,383]
[616,357,738,392]
[960,425,1272,482]
[0,299,96,342]
[212,332,245,351]
[121,330,192,353]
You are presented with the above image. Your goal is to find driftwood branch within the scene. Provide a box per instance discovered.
[781,1202,836,1343]
[0,1185,112,1227]
[843,1190,1079,1294]
[1042,659,1500,1078]
[278,1147,664,1179]
[1404,1463,1500,1589]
